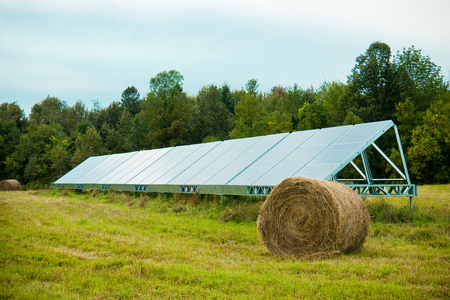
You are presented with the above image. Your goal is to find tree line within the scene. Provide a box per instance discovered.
[1,42,449,188]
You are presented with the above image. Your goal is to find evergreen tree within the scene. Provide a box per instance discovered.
[120,86,141,116]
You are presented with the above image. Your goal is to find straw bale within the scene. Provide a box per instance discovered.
[257,177,370,258]
[0,179,21,191]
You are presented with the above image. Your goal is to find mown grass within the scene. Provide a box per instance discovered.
[0,185,448,299]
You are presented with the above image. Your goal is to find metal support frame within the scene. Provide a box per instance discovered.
[394,125,414,210]
[337,125,416,208]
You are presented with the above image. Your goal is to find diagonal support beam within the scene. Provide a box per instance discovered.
[372,142,406,180]
[394,125,412,184]
[350,161,367,180]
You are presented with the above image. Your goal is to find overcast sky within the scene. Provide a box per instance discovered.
[1,0,449,115]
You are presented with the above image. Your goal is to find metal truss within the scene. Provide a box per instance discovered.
[347,184,416,197]
[247,186,273,196]
[180,185,199,193]
[134,185,148,192]
[335,125,416,209]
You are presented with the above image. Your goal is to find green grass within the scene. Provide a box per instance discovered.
[0,185,449,299]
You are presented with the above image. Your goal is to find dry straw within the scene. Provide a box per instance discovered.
[257,177,370,258]
[0,179,21,191]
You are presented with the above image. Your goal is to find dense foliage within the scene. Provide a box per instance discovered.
[1,42,448,187]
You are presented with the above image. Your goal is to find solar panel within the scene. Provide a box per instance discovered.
[188,135,263,185]
[126,147,176,184]
[118,147,173,184]
[95,152,140,183]
[54,155,110,184]
[169,139,241,185]
[253,125,352,185]
[136,144,203,184]
[205,133,288,185]
[53,120,416,198]
[85,152,138,184]
[101,150,152,184]
[153,141,221,185]
[228,129,318,185]
[295,120,393,180]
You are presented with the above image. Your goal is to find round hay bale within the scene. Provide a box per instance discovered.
[257,177,370,258]
[0,179,21,191]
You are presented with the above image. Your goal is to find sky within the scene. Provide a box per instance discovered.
[1,0,449,115]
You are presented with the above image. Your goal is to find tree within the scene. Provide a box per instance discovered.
[347,41,401,122]
[266,111,292,134]
[71,126,106,167]
[0,102,26,180]
[117,110,135,152]
[28,97,89,135]
[262,86,294,133]
[142,71,193,148]
[230,92,268,138]
[297,102,327,130]
[149,70,184,98]
[196,85,233,140]
[50,142,71,178]
[89,101,123,131]
[342,111,362,125]
[245,78,259,95]
[407,93,450,183]
[316,81,349,126]
[395,98,420,149]
[128,111,152,150]
[62,101,89,135]
[5,123,68,185]
[103,110,135,153]
[120,86,141,116]
[394,46,449,112]
[0,102,27,130]
[219,83,235,114]
[29,96,67,126]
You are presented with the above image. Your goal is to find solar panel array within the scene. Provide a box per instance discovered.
[54,120,395,196]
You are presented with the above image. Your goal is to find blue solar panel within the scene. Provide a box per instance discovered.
[169,139,241,185]
[187,135,263,185]
[101,150,151,184]
[96,152,139,184]
[254,125,352,185]
[54,120,398,196]
[153,141,221,184]
[294,120,393,180]
[125,147,176,184]
[136,144,203,184]
[228,130,317,185]
[54,155,110,184]
[77,153,127,184]
[118,148,173,184]
[85,152,138,184]
[205,133,288,185]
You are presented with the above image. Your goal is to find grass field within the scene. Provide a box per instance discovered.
[0,185,448,299]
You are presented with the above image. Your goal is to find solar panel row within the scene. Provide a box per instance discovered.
[54,120,394,195]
